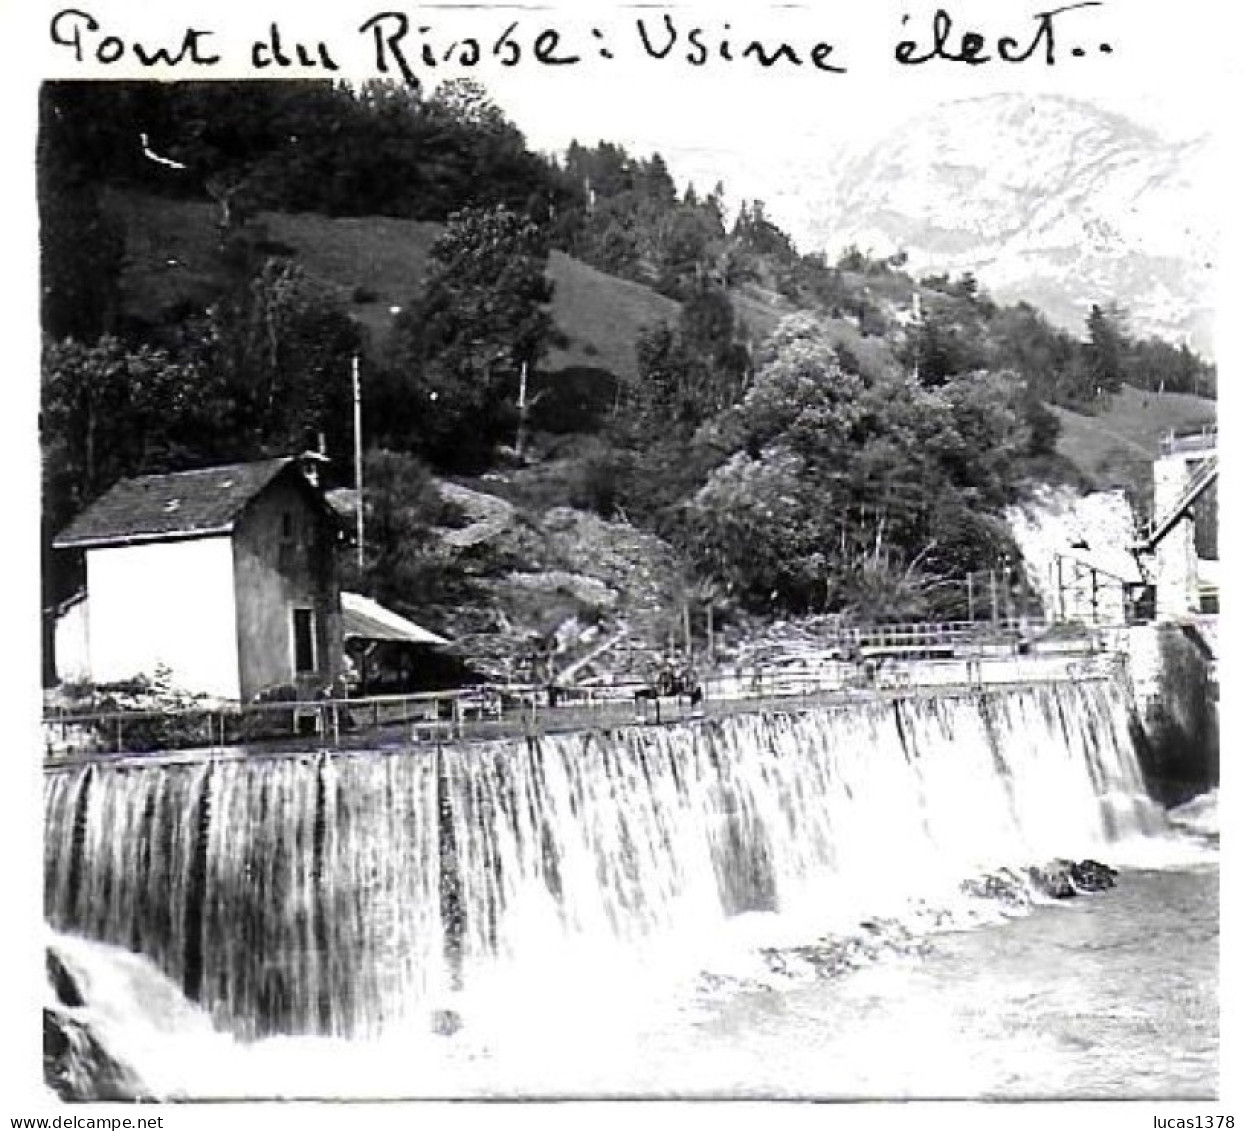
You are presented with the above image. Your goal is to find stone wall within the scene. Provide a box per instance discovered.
[1124,623,1218,805]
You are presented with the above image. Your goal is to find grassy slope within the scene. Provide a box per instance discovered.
[108,189,907,392]
[107,189,683,383]
[1052,385,1217,502]
[108,187,1215,452]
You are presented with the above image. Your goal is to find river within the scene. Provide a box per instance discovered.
[47,832,1217,1101]
[41,682,1220,1101]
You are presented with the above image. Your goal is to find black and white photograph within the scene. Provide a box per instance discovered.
[3,0,1232,1115]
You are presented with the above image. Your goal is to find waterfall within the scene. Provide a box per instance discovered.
[44,677,1164,1041]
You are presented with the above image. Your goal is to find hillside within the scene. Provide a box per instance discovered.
[108,189,689,385]
[85,185,1216,676]
[802,95,1216,355]
[1053,385,1217,504]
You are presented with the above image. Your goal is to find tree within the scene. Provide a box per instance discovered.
[41,336,231,605]
[724,314,863,458]
[352,450,457,612]
[388,205,555,467]
[1084,303,1127,394]
[195,259,363,460]
[622,282,750,443]
[37,85,125,340]
[733,200,794,261]
[428,78,509,134]
[42,337,223,520]
[683,316,1026,617]
[901,291,990,386]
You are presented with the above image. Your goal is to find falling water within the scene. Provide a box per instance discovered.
[44,677,1166,1043]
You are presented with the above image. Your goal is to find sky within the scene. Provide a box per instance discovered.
[8,0,1232,252]
[478,0,1228,258]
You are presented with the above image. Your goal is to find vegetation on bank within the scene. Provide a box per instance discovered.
[39,80,1217,663]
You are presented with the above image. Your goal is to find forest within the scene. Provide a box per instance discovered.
[39,79,1217,638]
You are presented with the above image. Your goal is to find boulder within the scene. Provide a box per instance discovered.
[43,1008,149,1102]
[46,951,85,1008]
[960,867,1031,907]
[1070,858,1118,892]
[1026,860,1078,899]
[430,1007,462,1037]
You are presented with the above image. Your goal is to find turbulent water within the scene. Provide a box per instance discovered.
[42,676,1216,1099]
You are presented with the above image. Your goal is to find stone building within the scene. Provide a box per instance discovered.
[51,456,343,700]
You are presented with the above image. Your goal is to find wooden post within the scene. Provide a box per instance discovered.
[1003,558,1016,635]
[352,354,365,578]
[515,361,530,461]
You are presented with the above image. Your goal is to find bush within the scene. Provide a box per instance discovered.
[571,449,628,518]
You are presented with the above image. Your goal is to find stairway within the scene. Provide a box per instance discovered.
[1135,454,1217,554]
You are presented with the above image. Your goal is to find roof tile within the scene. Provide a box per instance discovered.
[53,458,297,549]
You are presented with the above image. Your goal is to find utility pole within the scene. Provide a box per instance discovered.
[515,360,529,462]
[352,353,365,578]
[910,290,922,386]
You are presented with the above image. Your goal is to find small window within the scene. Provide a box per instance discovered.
[292,608,317,674]
[278,512,299,572]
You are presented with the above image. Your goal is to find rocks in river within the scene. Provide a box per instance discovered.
[1070,858,1119,892]
[760,917,930,982]
[431,1007,463,1036]
[43,1008,149,1102]
[1027,859,1079,899]
[962,860,1118,905]
[46,951,85,1008]
[43,943,152,1102]
[1026,858,1119,899]
[960,867,1032,907]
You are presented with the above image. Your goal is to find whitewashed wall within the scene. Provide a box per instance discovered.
[86,537,241,699]
[53,598,91,684]
[1153,453,1201,619]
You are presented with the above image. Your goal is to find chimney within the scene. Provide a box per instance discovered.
[299,450,330,491]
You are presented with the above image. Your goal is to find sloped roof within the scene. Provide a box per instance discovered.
[1061,545,1144,586]
[53,459,297,550]
[342,592,449,646]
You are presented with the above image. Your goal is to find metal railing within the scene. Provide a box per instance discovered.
[42,643,1120,762]
[1160,425,1217,457]
[1136,454,1218,553]
[828,618,1027,653]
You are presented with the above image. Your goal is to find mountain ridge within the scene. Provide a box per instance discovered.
[654,94,1214,354]
[808,94,1216,354]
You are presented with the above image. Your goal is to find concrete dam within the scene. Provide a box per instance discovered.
[44,672,1167,1044]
